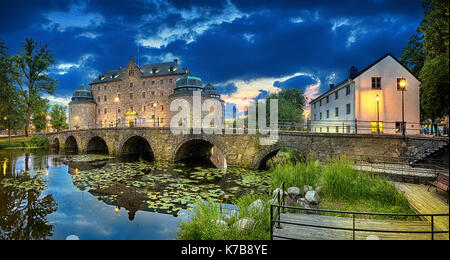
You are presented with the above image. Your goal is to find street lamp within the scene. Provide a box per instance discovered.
[114,97,120,128]
[153,102,157,128]
[46,115,51,133]
[398,78,407,136]
[376,94,380,135]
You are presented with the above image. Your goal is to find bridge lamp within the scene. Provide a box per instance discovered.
[114,97,120,128]
[3,116,6,121]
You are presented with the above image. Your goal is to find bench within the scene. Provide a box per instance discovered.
[428,173,449,203]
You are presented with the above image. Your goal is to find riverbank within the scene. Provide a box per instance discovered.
[0,136,49,149]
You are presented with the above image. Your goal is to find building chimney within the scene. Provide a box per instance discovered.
[329,83,334,90]
[348,66,358,79]
[174,59,178,64]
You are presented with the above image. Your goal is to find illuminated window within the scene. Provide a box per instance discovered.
[371,122,383,133]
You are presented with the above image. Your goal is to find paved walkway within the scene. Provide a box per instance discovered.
[273,213,447,240]
[353,163,441,178]
[273,182,449,240]
[394,182,449,240]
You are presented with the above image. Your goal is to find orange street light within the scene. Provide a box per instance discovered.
[3,116,7,120]
[397,77,407,136]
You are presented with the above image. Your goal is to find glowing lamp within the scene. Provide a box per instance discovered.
[114,97,120,103]
[376,95,380,101]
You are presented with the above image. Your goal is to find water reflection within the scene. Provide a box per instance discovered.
[0,149,268,240]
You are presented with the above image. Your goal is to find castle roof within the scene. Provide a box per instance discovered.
[69,85,96,104]
[90,59,185,85]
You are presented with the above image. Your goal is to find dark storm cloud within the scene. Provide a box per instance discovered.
[0,0,423,105]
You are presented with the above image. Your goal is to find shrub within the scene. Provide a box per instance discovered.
[270,159,321,191]
[178,194,271,240]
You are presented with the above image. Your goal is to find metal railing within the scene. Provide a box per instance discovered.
[270,182,449,240]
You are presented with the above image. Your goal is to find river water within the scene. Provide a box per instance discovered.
[0,149,270,240]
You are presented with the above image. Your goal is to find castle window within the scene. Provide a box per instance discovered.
[130,83,133,88]
[169,79,173,84]
[152,81,155,85]
[104,86,107,90]
[118,108,121,113]
[130,93,133,100]
[151,91,155,96]
[142,92,146,99]
[142,106,146,112]
[161,105,164,111]
[104,108,107,114]
[160,80,163,84]
[97,96,100,103]
[104,95,107,102]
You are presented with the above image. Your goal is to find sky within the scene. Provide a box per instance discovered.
[0,0,424,114]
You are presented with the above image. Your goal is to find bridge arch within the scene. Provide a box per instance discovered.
[253,144,309,170]
[64,136,79,153]
[118,135,154,160]
[50,137,60,150]
[173,137,227,168]
[86,136,109,154]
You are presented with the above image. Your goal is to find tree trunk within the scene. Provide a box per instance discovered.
[8,121,11,143]
[25,104,32,137]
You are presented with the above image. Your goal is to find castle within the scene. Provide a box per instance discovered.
[68,56,224,130]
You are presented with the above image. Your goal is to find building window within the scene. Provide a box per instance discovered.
[152,81,155,85]
[319,100,322,106]
[395,122,404,132]
[118,94,121,100]
[104,95,107,102]
[142,106,146,112]
[169,79,173,84]
[335,107,339,117]
[142,81,146,86]
[130,83,133,88]
[346,103,351,114]
[346,85,350,95]
[118,85,121,90]
[319,112,322,120]
[161,105,164,111]
[371,122,383,133]
[326,110,329,118]
[98,86,100,91]
[130,93,133,99]
[151,91,155,96]
[97,96,100,103]
[160,80,163,84]
[142,92,146,99]
[104,108,107,114]
[326,96,329,103]
[372,77,381,89]
[118,108,121,113]
[104,86,107,90]
[335,91,339,100]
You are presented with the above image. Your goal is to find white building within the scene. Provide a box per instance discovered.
[310,53,421,135]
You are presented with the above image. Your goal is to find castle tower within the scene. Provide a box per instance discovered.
[69,85,97,130]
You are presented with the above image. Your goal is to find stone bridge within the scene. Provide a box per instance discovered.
[43,127,448,169]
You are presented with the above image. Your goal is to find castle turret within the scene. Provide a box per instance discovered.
[69,85,97,130]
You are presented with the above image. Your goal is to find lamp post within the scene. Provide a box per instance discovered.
[114,97,120,128]
[46,115,51,133]
[153,102,157,128]
[376,94,380,135]
[398,78,407,136]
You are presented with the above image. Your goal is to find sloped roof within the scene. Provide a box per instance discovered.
[310,53,421,104]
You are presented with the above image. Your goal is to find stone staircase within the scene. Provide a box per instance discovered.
[409,142,449,167]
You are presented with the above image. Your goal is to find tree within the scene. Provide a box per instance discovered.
[401,0,449,122]
[32,98,50,132]
[11,38,57,137]
[50,104,68,132]
[0,39,26,140]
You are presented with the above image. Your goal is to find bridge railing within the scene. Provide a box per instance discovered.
[77,119,448,137]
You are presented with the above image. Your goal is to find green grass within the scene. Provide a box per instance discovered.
[270,159,321,191]
[177,194,271,240]
[0,136,48,149]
